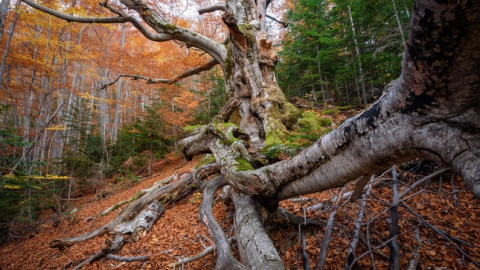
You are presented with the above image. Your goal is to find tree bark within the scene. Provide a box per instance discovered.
[22,0,480,269]
[0,0,10,41]
[348,5,368,106]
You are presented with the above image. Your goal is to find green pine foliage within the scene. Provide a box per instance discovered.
[190,69,227,125]
[277,0,414,105]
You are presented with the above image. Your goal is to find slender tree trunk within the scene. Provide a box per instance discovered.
[391,0,406,46]
[402,0,411,18]
[348,5,368,106]
[344,80,349,105]
[0,3,18,84]
[112,25,126,143]
[0,0,10,41]
[315,44,327,103]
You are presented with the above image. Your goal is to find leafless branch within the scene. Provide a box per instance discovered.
[317,186,347,270]
[401,203,480,267]
[21,0,128,23]
[99,1,127,17]
[105,254,151,262]
[198,3,227,15]
[399,168,449,198]
[266,14,288,28]
[101,58,219,89]
[168,237,236,268]
[388,167,400,270]
[406,228,422,270]
[344,176,374,270]
[20,0,170,43]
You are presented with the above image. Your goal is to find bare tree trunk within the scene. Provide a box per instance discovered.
[0,2,18,84]
[315,44,327,103]
[391,0,406,46]
[0,0,10,40]
[112,25,126,144]
[348,5,368,106]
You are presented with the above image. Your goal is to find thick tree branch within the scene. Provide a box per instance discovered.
[198,3,227,15]
[118,0,227,65]
[101,58,218,89]
[21,0,227,66]
[219,0,480,200]
[168,58,219,84]
[21,0,129,23]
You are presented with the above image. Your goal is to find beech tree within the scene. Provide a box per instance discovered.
[20,0,480,269]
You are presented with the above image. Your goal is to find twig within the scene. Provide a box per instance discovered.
[365,217,377,270]
[449,174,459,207]
[167,237,235,268]
[105,254,151,262]
[73,251,105,270]
[350,225,420,269]
[388,167,400,270]
[406,227,422,270]
[344,175,375,270]
[299,225,311,270]
[317,186,347,270]
[399,168,449,198]
[401,203,480,267]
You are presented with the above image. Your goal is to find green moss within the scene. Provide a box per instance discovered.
[182,125,203,135]
[282,102,301,129]
[322,107,340,116]
[235,157,254,171]
[215,123,243,144]
[195,154,216,169]
[298,111,332,130]
[164,23,176,30]
[264,128,286,147]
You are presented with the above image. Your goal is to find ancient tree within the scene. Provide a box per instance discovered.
[20,0,480,269]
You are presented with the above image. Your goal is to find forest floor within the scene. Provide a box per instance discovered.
[1,108,480,270]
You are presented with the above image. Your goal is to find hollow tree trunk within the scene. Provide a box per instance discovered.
[220,0,299,148]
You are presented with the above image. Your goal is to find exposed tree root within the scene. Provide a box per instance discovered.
[199,176,247,269]
[267,207,323,227]
[98,174,179,217]
[50,173,195,249]
[231,191,286,270]
[71,200,163,269]
[168,237,236,268]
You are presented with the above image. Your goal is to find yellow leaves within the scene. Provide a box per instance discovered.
[46,124,67,131]
[3,174,15,179]
[2,174,69,182]
[3,185,21,190]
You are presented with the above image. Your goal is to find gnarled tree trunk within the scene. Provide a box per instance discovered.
[20,0,480,269]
